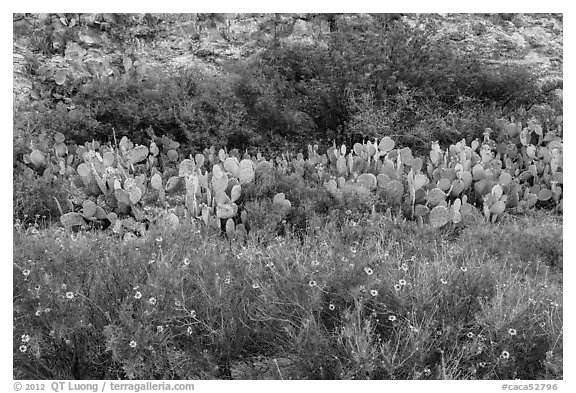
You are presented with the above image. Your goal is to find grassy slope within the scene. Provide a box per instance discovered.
[13,208,562,379]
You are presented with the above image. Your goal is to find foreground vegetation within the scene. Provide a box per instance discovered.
[13,14,563,380]
[13,209,562,379]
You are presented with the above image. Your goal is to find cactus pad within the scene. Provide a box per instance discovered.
[414,204,430,217]
[82,200,97,218]
[377,173,391,188]
[413,174,428,190]
[537,188,553,201]
[151,173,163,191]
[195,153,205,168]
[437,178,451,192]
[179,159,195,177]
[325,179,338,195]
[379,137,395,153]
[491,184,503,200]
[167,149,179,162]
[231,184,242,203]
[129,145,149,165]
[226,218,235,236]
[357,173,377,191]
[489,200,506,215]
[426,188,447,206]
[216,203,238,219]
[384,180,404,204]
[429,206,450,228]
[224,157,240,177]
[336,157,347,176]
[60,212,85,230]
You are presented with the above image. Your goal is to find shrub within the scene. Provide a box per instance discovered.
[13,164,69,225]
[71,67,255,152]
[231,14,542,150]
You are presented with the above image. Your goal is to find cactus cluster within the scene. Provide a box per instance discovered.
[179,149,256,240]
[23,116,562,236]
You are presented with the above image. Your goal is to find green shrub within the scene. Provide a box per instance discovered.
[230,14,542,150]
[13,164,69,226]
[71,67,255,151]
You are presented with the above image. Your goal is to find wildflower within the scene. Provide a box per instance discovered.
[183,257,190,266]
[21,335,30,343]
[156,237,163,243]
[148,259,155,265]
[129,340,137,348]
[342,257,349,263]
[311,259,319,267]
[328,304,336,311]
[65,292,74,299]
[190,310,197,318]
[508,328,517,336]
[550,302,559,308]
[31,228,39,235]
[364,267,373,276]
[134,291,142,300]
[224,277,231,284]
[460,266,468,272]
[388,315,396,322]
[371,289,379,297]
[500,350,510,359]
[349,263,355,269]
[22,269,31,277]
[546,351,553,360]
[35,310,42,317]
[410,325,419,333]
[400,263,408,272]
[394,283,402,291]
[148,297,157,305]
[309,280,316,287]
[479,362,486,368]
[346,210,352,215]
[423,366,431,376]
[157,326,164,333]
[359,285,366,293]
[252,283,260,289]
[350,246,357,254]
[467,332,474,338]
[174,300,182,307]
[398,279,407,286]
[19,345,27,353]
[187,326,193,335]
[440,279,448,285]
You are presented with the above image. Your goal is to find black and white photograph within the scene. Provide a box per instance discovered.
[10,4,565,389]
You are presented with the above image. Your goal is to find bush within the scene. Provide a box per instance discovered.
[71,67,256,152]
[13,205,563,380]
[13,163,69,225]
[230,14,543,151]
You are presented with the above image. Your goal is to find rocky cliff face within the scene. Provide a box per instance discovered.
[13,13,562,108]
